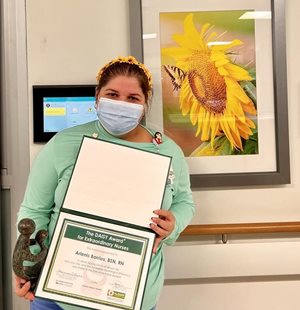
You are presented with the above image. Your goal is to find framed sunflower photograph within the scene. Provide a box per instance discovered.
[129,0,290,188]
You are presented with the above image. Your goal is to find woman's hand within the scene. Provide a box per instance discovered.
[15,275,35,301]
[150,209,175,254]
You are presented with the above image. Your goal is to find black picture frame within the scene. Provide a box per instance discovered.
[129,0,290,188]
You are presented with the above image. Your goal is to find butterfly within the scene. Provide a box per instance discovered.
[162,65,186,91]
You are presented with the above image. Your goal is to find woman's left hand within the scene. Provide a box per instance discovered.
[150,209,175,254]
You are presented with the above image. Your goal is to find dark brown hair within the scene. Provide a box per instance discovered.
[96,62,152,105]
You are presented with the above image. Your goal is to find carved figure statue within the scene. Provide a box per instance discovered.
[12,218,48,289]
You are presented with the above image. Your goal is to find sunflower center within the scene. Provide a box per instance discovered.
[187,55,226,114]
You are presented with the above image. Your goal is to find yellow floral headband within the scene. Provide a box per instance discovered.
[96,56,153,89]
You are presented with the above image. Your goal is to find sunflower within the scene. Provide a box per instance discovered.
[162,14,257,151]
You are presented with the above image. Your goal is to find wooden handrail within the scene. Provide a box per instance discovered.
[181,222,300,236]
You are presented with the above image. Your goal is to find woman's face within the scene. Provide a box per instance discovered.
[96,75,146,108]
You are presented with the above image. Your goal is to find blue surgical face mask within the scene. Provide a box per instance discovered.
[96,97,144,136]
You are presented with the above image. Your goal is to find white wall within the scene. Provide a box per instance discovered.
[159,280,300,310]
[22,0,300,309]
[9,1,131,309]
[27,0,300,225]
[26,0,131,160]
[158,1,300,308]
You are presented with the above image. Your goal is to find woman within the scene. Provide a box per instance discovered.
[15,56,195,310]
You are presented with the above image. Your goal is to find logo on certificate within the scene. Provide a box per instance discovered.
[107,289,126,300]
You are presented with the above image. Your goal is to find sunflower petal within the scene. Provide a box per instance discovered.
[225,77,254,104]
[173,14,208,51]
[210,51,227,61]
[246,117,256,128]
[218,66,229,76]
[195,107,206,137]
[179,79,192,114]
[219,116,242,150]
[201,111,211,141]
[212,39,243,52]
[209,113,219,146]
[241,101,257,115]
[206,31,218,42]
[236,119,255,135]
[215,58,230,67]
[162,47,191,62]
[180,97,191,116]
[226,92,246,123]
[224,63,252,81]
[190,99,199,125]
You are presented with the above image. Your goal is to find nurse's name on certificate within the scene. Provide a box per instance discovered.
[44,221,149,306]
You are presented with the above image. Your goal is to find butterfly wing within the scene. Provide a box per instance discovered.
[163,65,186,91]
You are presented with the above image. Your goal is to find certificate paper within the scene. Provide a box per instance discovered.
[36,213,155,310]
[62,136,172,227]
[36,137,171,309]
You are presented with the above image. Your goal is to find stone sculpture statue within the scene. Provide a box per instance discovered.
[12,218,48,289]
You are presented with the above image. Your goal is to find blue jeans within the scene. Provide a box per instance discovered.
[30,299,63,310]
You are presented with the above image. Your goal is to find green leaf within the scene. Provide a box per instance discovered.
[240,80,257,106]
[243,139,258,154]
[233,132,258,155]
[190,136,234,156]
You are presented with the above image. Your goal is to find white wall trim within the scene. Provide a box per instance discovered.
[164,241,300,280]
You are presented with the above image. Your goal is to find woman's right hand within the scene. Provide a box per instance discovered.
[15,275,35,301]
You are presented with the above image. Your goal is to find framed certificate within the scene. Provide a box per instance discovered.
[36,213,155,309]
[35,136,171,309]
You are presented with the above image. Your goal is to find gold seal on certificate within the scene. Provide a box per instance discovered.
[35,137,171,310]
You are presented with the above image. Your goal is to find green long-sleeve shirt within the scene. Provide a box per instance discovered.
[17,121,195,310]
